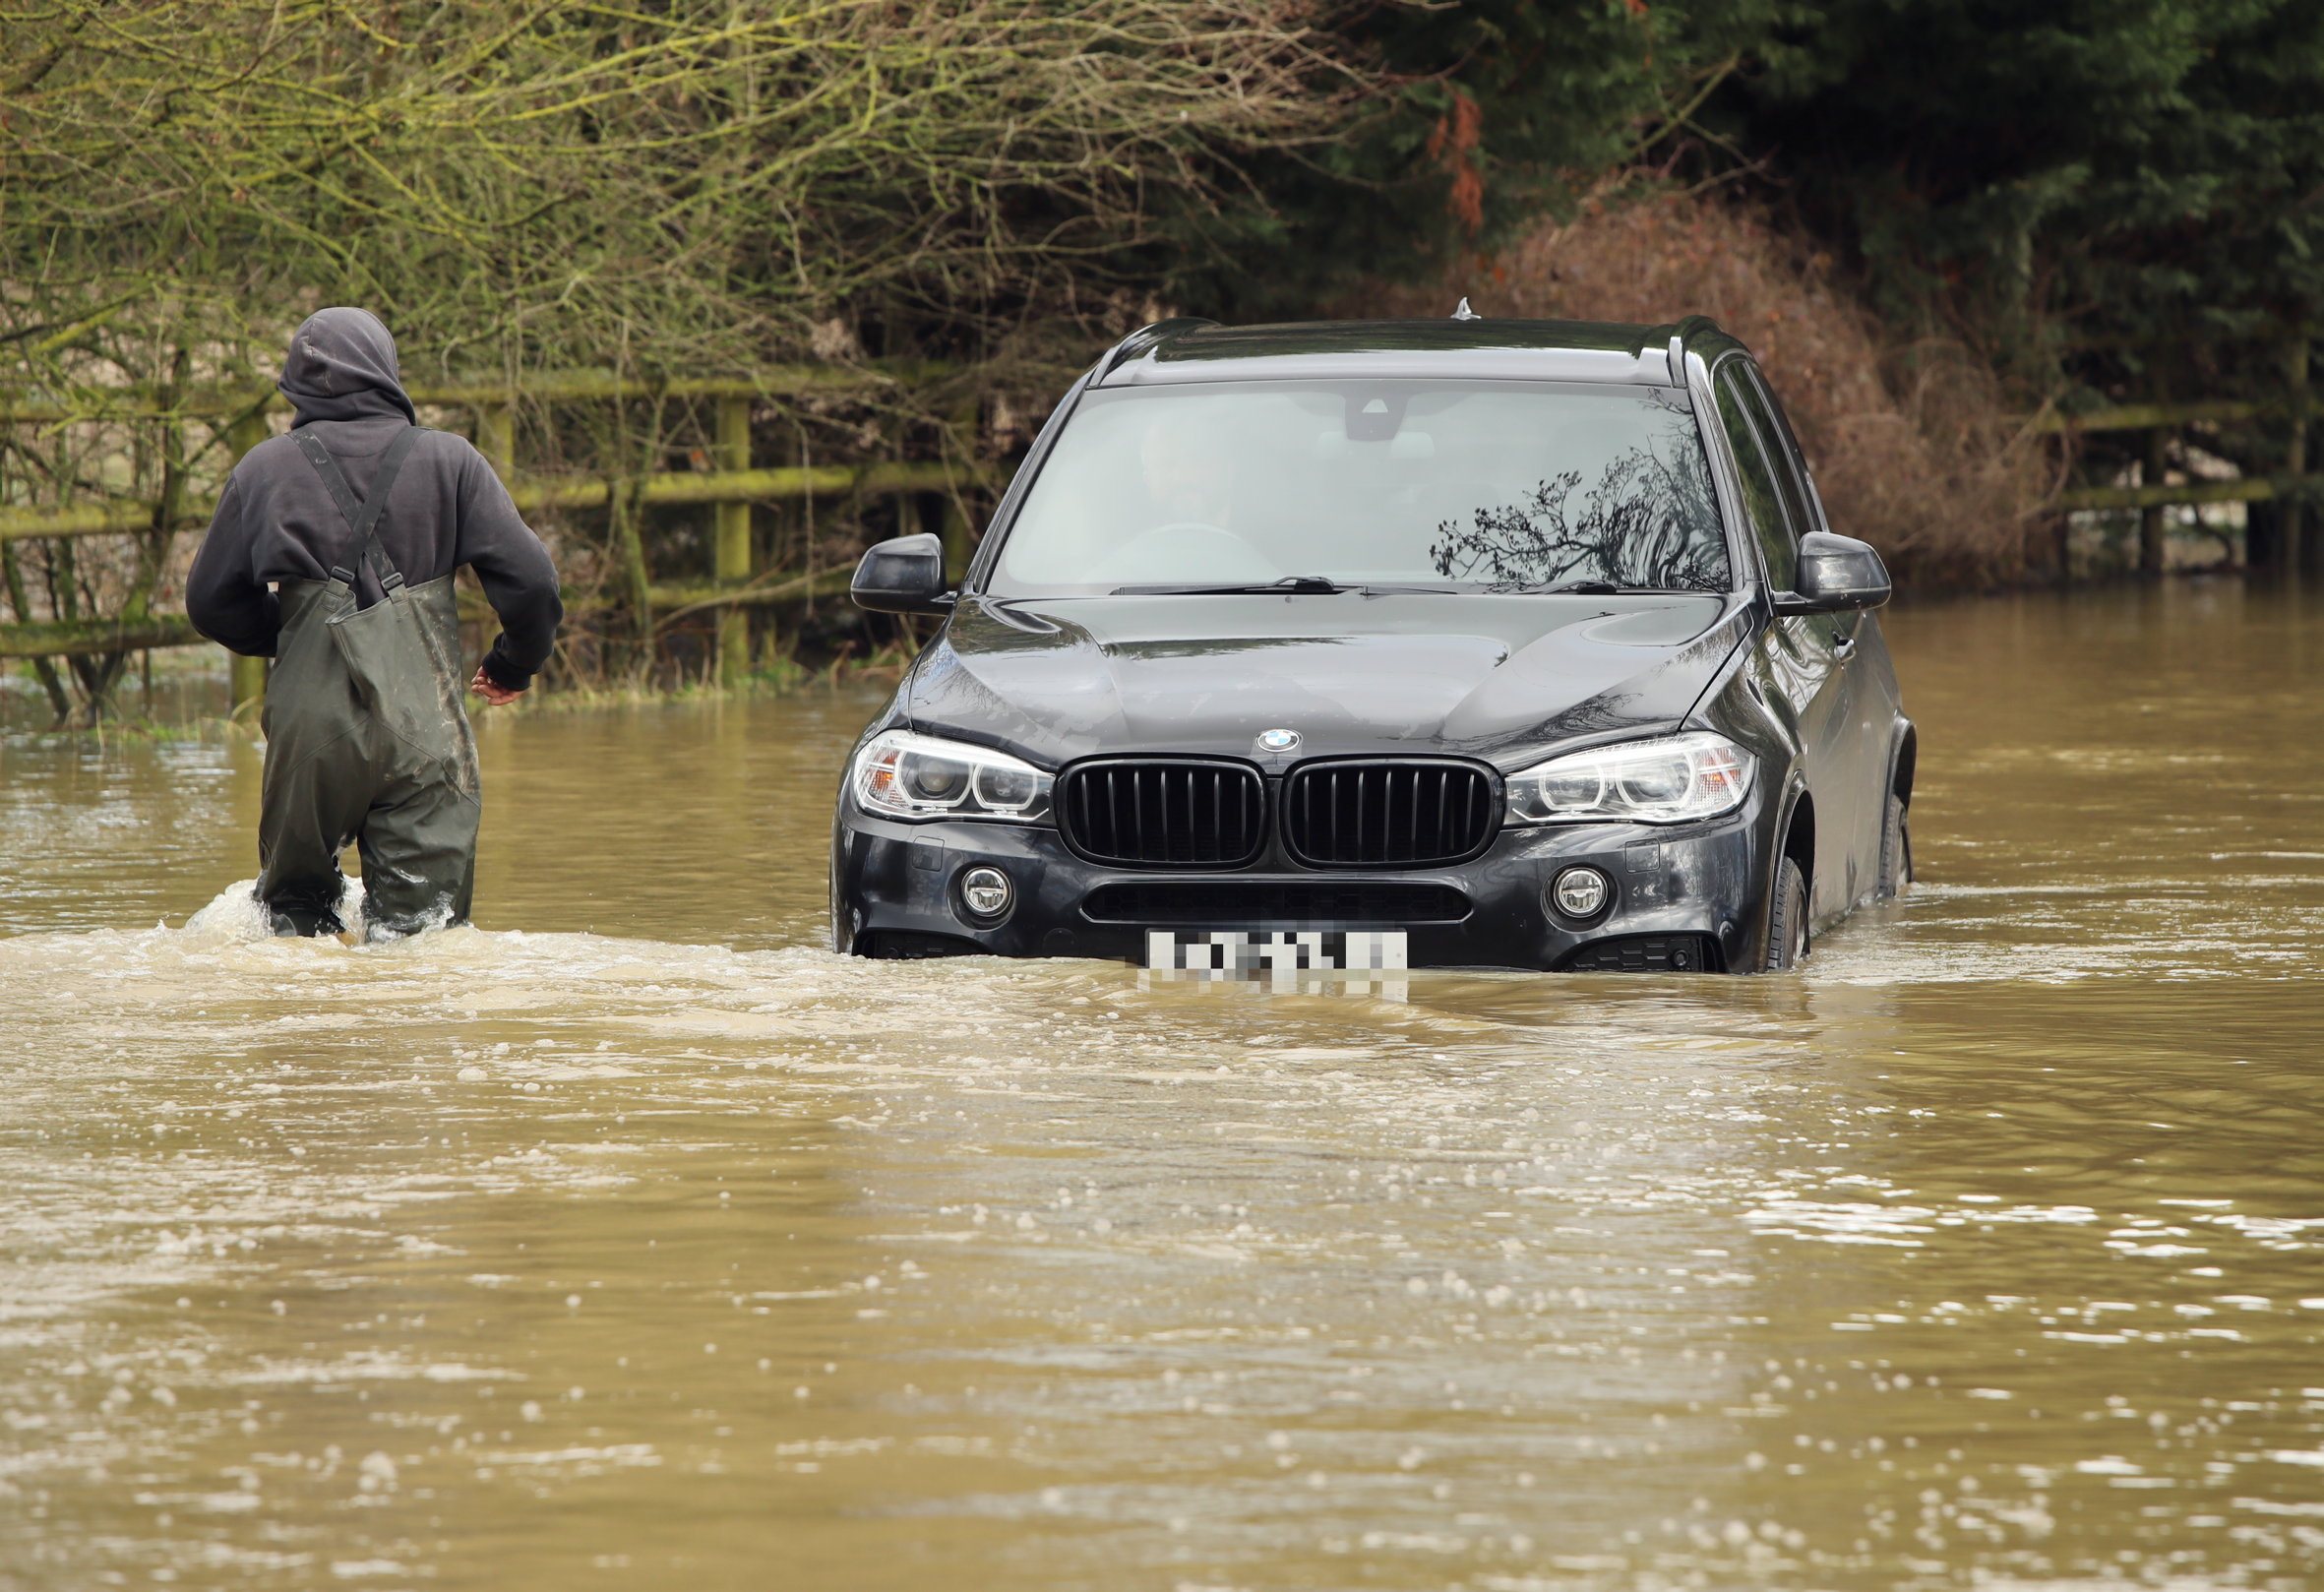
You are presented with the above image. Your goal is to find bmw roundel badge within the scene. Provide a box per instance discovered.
[1258,728,1301,752]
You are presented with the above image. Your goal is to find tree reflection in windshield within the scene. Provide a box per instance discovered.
[1429,443,1728,592]
[989,380,1735,598]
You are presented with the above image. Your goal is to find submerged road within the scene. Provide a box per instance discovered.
[0,583,2319,1590]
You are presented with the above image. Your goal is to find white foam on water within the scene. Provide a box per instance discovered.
[184,875,367,942]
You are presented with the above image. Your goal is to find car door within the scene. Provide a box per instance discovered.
[1711,356,1860,922]
[1743,361,1892,903]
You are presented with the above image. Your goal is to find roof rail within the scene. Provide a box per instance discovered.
[1665,315,1729,386]
[1097,318,1220,379]
[1671,316,1723,352]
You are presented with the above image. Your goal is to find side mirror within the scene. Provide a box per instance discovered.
[1773,531,1891,614]
[850,532,952,614]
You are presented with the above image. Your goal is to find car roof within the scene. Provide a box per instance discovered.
[1091,315,1747,389]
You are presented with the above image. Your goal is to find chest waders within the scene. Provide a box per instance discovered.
[256,427,482,939]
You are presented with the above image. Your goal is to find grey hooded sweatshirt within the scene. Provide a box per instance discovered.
[188,308,562,689]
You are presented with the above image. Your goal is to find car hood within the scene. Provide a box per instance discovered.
[904,591,1752,770]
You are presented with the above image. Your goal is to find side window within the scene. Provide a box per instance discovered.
[1713,361,1800,588]
[1743,363,1828,538]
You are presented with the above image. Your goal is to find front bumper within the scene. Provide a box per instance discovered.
[830,797,1772,972]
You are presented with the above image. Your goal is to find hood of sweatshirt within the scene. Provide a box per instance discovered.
[277,307,418,427]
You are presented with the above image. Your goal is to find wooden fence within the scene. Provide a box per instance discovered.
[0,364,999,704]
[2032,342,2317,575]
[4,353,2317,710]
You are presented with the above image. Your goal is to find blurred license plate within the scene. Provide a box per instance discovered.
[1144,930,1407,973]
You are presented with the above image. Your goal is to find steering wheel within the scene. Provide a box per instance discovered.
[1093,521,1278,585]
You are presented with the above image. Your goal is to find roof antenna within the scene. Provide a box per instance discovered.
[1449,297,1480,321]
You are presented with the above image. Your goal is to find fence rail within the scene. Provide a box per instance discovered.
[0,568,866,661]
[2025,398,2315,434]
[0,365,997,695]
[0,614,204,660]
[0,459,992,541]
[0,361,960,423]
[2055,474,2319,512]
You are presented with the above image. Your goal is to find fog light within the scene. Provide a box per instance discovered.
[1551,866,1610,919]
[959,866,1013,920]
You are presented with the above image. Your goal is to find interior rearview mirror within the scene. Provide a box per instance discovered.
[1773,531,1891,615]
[850,532,952,614]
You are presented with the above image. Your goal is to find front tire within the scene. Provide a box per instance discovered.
[1763,855,1808,971]
[1876,792,1912,899]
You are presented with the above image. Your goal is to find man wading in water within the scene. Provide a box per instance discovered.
[188,308,562,940]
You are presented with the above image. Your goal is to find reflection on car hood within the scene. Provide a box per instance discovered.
[904,592,1752,769]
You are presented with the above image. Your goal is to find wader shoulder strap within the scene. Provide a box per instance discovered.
[294,426,426,591]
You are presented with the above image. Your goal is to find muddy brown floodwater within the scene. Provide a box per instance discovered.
[1,583,2320,1592]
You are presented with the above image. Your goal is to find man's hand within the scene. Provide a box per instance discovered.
[469,666,524,707]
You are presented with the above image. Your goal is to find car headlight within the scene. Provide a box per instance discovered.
[1504,731,1752,825]
[849,729,1053,823]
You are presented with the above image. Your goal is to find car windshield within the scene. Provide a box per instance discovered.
[988,379,1730,597]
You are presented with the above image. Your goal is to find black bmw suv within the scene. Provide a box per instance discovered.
[829,314,1914,974]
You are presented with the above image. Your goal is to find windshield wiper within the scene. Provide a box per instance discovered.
[1521,580,1700,595]
[1113,575,1349,595]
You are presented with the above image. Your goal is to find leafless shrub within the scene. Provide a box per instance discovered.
[4,0,1364,379]
[1,0,1376,715]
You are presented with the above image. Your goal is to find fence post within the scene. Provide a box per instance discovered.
[942,396,979,581]
[714,395,753,687]
[2139,416,2170,578]
[764,421,807,669]
[476,400,515,483]
[225,406,272,715]
[2290,335,2312,579]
